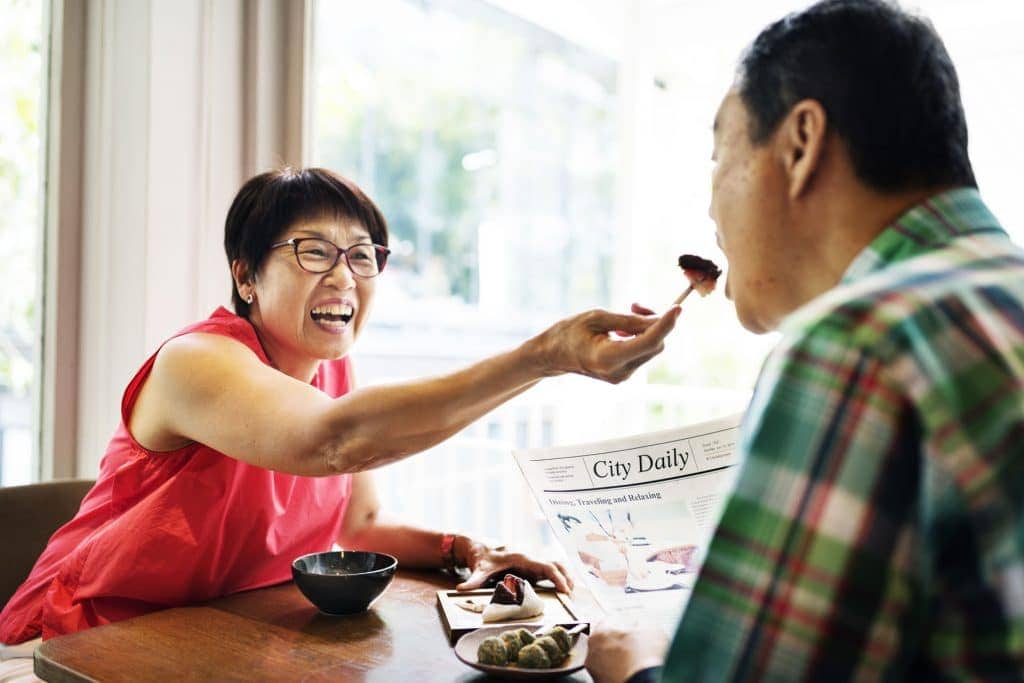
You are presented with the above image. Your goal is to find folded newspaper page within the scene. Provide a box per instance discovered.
[513,414,743,634]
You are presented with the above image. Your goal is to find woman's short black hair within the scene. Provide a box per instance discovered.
[738,0,976,192]
[223,167,389,317]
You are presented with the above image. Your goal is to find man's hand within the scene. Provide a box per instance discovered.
[453,539,574,594]
[586,621,669,683]
[528,305,681,384]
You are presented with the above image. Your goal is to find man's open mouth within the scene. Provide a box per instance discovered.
[310,303,354,325]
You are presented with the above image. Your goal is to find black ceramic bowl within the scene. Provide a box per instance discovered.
[292,550,398,615]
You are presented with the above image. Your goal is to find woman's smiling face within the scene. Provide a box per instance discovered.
[243,216,378,381]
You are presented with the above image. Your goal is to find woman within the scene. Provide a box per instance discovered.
[0,168,679,644]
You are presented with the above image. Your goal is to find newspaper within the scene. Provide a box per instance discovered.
[513,414,743,634]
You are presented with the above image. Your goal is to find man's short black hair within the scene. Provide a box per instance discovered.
[738,0,976,192]
[224,167,389,317]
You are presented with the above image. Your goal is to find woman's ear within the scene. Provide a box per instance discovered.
[231,259,253,300]
[776,98,828,199]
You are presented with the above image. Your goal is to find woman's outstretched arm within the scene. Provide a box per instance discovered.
[130,305,681,475]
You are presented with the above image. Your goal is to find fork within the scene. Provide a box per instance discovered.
[533,622,588,638]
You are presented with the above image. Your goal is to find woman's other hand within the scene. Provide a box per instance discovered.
[454,538,574,594]
[586,620,669,683]
[528,305,681,384]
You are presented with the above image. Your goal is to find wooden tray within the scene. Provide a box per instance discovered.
[436,587,584,645]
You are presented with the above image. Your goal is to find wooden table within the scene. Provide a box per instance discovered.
[34,569,594,681]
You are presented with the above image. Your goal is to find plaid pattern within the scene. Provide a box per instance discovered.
[661,189,1024,681]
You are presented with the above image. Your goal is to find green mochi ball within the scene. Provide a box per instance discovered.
[516,643,552,669]
[547,626,572,654]
[477,635,509,666]
[534,635,564,665]
[500,630,523,660]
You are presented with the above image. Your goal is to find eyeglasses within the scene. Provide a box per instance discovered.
[269,238,390,278]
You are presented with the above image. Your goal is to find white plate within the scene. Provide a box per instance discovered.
[453,625,588,680]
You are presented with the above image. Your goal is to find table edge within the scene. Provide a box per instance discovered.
[35,645,99,683]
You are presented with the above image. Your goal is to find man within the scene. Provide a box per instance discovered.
[586,0,1024,680]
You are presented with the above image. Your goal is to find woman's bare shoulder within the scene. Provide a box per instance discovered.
[157,331,260,371]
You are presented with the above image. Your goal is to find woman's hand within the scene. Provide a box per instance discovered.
[586,620,669,683]
[527,304,681,384]
[454,538,574,594]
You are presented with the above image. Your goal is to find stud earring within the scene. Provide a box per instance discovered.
[246,294,254,304]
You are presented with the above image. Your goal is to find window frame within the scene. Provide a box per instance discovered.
[37,0,86,480]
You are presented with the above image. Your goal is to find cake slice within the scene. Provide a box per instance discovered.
[481,574,545,623]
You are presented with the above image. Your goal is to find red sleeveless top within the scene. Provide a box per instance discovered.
[0,308,354,643]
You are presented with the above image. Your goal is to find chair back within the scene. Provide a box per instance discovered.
[0,479,95,609]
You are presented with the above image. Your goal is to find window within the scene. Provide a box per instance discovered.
[311,0,1024,547]
[0,0,45,486]
[922,0,1024,240]
[314,1,621,319]
[312,0,643,547]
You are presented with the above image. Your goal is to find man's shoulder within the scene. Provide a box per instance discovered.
[745,231,1024,459]
[783,233,1024,361]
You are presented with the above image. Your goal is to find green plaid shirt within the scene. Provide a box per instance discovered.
[662,189,1024,681]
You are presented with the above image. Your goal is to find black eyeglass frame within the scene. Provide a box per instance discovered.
[269,238,391,277]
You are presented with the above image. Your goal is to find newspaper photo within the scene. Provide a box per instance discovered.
[513,414,743,635]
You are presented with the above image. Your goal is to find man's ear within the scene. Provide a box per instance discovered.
[776,99,827,199]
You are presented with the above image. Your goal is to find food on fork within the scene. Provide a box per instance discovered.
[674,254,723,304]
[481,574,545,623]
